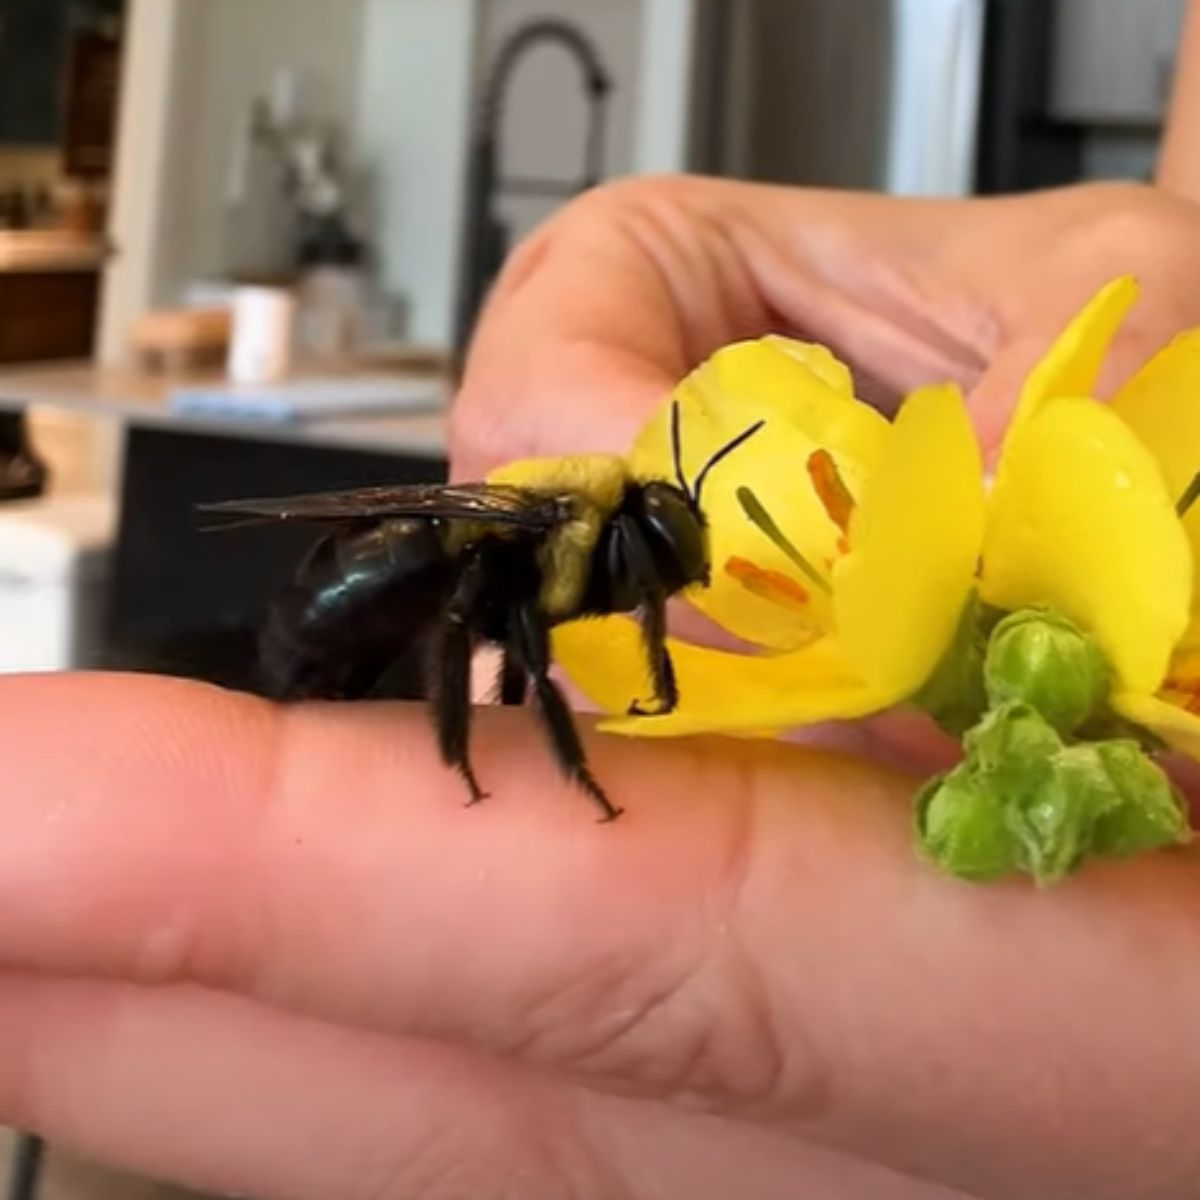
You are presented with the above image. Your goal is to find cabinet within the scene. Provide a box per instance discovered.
[0,0,122,146]
[0,270,99,362]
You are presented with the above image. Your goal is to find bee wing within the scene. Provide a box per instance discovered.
[197,483,568,531]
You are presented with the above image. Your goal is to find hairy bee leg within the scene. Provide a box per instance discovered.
[614,517,678,718]
[498,640,529,707]
[514,603,624,823]
[432,554,489,805]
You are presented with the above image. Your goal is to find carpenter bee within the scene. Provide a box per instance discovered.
[200,402,763,821]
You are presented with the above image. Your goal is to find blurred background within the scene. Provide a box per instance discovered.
[0,0,1186,1196]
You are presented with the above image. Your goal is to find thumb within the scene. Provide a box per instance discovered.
[447,207,691,483]
[450,341,674,483]
[963,334,1046,461]
[966,314,1176,460]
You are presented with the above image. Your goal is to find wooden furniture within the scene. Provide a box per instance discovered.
[0,233,108,365]
[0,269,99,363]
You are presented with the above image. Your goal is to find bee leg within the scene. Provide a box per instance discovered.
[432,554,489,805]
[613,518,678,718]
[498,638,529,707]
[514,603,624,823]
[626,589,676,718]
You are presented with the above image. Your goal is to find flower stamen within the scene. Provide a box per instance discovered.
[1176,468,1200,518]
[807,449,856,534]
[724,556,811,612]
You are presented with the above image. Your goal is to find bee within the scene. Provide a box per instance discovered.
[199,402,763,821]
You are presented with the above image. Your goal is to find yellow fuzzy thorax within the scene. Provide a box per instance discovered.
[486,453,632,615]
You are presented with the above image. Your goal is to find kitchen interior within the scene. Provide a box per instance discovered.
[0,0,1189,1197]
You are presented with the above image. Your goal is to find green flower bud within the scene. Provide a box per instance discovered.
[916,704,1064,883]
[914,705,1192,886]
[961,703,1083,885]
[984,609,1110,735]
[1006,745,1119,886]
[913,764,1021,882]
[1082,741,1192,859]
[963,700,1063,782]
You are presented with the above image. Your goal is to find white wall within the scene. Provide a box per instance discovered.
[166,0,368,288]
[98,0,197,364]
[101,0,704,359]
[353,0,478,348]
[632,0,700,173]
[475,0,643,245]
[100,0,367,365]
[351,0,702,349]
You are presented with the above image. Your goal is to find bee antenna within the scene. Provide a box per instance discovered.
[692,419,766,507]
[671,398,689,496]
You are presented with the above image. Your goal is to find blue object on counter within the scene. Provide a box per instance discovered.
[167,375,445,423]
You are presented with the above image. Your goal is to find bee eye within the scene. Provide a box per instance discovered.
[639,484,708,590]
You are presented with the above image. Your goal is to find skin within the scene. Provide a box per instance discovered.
[1158,0,1200,198]
[453,175,1200,480]
[4,672,1200,1200]
[14,46,1200,1196]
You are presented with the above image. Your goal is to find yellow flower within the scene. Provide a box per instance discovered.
[981,275,1200,758]
[556,274,1200,771]
[551,336,986,737]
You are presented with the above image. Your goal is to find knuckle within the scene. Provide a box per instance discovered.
[512,924,793,1113]
[1069,183,1177,267]
[502,763,826,1118]
[554,173,706,236]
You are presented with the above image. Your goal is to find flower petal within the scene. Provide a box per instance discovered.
[688,439,861,649]
[630,336,889,483]
[551,616,889,738]
[981,396,1192,693]
[627,338,891,651]
[1006,276,1139,443]
[834,383,985,698]
[762,335,857,396]
[1112,690,1200,762]
[1109,329,1200,616]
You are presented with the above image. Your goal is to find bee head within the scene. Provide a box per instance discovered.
[640,400,767,593]
[639,481,710,592]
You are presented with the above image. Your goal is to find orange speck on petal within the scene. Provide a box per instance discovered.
[1164,683,1200,716]
[808,449,856,534]
[1163,648,1200,714]
[725,556,811,612]
[837,536,850,556]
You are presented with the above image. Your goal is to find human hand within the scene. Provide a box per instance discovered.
[2,672,1199,1200]
[452,175,1200,478]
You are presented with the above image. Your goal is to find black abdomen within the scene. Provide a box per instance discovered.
[259,519,453,701]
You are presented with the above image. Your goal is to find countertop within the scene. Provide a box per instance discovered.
[0,360,451,457]
[0,231,107,273]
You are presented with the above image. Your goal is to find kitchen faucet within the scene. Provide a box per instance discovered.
[453,18,612,369]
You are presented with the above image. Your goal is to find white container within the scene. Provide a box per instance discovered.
[0,493,116,673]
[227,286,296,384]
[296,265,369,364]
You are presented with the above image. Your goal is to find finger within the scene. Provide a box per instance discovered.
[2,674,1200,1200]
[0,973,961,1200]
[961,196,1200,455]
[2,972,566,1200]
[450,183,747,478]
[451,180,995,479]
[0,670,812,1103]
